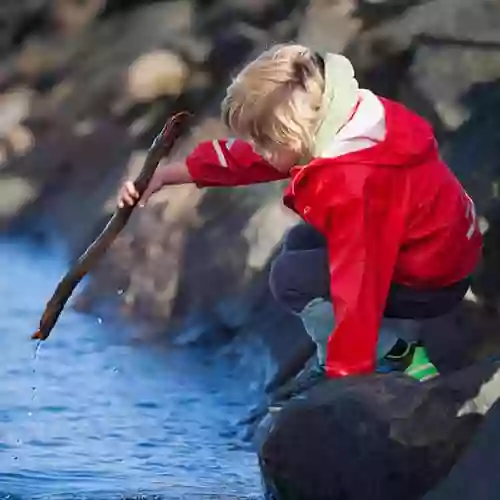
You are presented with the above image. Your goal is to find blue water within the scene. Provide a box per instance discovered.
[0,237,264,499]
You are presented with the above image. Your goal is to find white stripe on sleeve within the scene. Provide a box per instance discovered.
[212,140,228,168]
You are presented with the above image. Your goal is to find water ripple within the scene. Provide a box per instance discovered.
[0,237,264,499]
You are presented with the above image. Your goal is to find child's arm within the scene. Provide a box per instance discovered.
[118,138,287,207]
[185,138,288,187]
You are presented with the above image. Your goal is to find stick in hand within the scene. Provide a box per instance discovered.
[32,111,190,341]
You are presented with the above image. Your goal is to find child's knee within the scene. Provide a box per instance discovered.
[269,258,300,312]
[269,247,330,313]
[269,257,315,313]
[283,223,326,252]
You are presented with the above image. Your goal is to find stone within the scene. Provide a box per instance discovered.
[202,0,296,30]
[422,396,500,500]
[0,0,47,54]
[259,360,500,500]
[6,124,35,156]
[0,88,33,137]
[298,0,361,54]
[206,22,269,79]
[346,0,500,134]
[50,0,106,35]
[126,50,190,103]
[0,175,38,218]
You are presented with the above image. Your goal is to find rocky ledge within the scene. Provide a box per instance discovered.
[258,358,500,500]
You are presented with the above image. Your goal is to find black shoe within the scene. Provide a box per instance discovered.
[269,364,327,406]
[379,338,416,372]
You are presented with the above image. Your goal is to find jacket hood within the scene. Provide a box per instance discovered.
[315,89,438,168]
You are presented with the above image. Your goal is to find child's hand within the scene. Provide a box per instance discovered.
[117,171,165,208]
[117,181,140,208]
[117,161,192,208]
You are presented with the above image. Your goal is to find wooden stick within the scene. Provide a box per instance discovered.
[32,111,190,341]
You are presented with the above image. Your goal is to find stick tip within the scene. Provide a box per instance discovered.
[31,330,44,340]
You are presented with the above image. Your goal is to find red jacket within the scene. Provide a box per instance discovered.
[185,97,482,377]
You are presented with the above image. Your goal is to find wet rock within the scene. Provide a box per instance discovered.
[258,360,500,500]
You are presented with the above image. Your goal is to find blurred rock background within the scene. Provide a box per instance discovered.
[1,0,500,390]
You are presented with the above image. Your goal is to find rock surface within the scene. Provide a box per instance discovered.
[258,360,500,500]
[422,395,500,500]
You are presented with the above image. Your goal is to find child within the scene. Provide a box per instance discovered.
[119,44,482,392]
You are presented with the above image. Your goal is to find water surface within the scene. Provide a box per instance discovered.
[0,237,263,499]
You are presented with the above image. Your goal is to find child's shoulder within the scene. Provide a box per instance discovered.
[294,157,372,197]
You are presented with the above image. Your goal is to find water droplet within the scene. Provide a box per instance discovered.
[33,340,42,360]
[28,412,32,417]
[97,317,103,324]
[117,289,124,295]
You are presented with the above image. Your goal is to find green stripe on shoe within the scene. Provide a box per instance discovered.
[405,346,439,382]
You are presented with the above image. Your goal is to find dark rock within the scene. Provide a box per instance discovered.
[0,0,47,54]
[2,119,134,255]
[197,0,299,32]
[422,395,500,500]
[49,0,106,35]
[259,360,500,500]
[206,22,269,79]
[353,0,427,28]
[440,82,500,311]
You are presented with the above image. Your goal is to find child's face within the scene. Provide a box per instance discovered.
[252,142,300,173]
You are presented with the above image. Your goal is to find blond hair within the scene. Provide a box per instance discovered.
[221,44,325,160]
